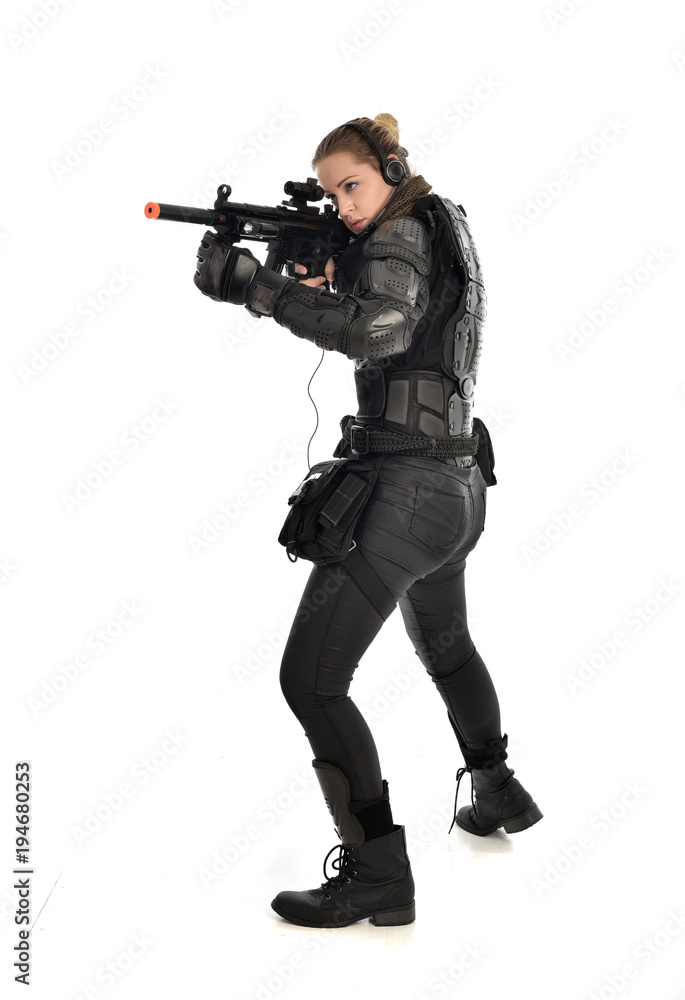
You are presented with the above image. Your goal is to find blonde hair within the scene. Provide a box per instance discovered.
[311,113,414,180]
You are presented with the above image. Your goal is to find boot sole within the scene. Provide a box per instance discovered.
[271,898,416,928]
[456,803,543,837]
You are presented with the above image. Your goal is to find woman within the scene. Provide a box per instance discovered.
[194,114,542,929]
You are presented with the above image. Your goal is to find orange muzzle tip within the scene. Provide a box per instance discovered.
[144,202,160,219]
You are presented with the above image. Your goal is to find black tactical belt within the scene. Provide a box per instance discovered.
[342,417,479,458]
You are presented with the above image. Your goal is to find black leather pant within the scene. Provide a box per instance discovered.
[279,453,502,803]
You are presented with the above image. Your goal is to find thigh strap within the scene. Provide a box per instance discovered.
[343,546,397,621]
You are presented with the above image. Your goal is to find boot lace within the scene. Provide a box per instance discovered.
[320,844,357,900]
[448,765,475,834]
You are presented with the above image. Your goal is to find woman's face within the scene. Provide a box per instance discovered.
[316,150,401,234]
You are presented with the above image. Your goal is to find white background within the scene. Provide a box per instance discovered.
[2,1,685,998]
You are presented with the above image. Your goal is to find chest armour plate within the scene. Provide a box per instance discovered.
[336,196,486,454]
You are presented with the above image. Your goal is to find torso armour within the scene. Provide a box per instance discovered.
[333,194,486,467]
[271,192,486,468]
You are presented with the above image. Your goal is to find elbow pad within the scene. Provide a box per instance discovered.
[272,214,431,361]
[273,284,358,352]
[272,285,417,360]
[346,299,413,360]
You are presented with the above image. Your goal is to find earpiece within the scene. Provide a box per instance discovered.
[343,119,407,186]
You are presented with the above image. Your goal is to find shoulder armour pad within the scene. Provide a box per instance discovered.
[429,195,485,289]
[363,215,432,275]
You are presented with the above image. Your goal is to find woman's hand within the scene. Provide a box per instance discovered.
[294,257,335,288]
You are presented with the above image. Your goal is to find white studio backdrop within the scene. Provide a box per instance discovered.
[2,1,684,998]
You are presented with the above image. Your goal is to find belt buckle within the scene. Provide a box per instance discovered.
[350,423,370,456]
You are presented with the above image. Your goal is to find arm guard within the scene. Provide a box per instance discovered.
[272,215,432,361]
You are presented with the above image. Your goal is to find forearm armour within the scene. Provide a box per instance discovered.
[272,215,432,362]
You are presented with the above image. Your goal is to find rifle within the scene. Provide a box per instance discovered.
[144,179,350,283]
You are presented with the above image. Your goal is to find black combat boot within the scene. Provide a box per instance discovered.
[447,730,543,837]
[271,760,416,927]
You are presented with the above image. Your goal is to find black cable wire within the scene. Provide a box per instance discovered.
[306,348,325,471]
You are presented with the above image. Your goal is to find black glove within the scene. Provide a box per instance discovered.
[194,231,294,317]
[194,232,260,304]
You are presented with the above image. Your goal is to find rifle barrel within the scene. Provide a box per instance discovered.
[144,202,217,225]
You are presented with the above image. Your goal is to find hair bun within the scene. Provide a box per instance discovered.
[374,112,400,145]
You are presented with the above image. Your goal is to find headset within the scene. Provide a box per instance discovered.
[343,119,407,186]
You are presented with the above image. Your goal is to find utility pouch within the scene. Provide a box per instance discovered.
[472,417,497,486]
[278,454,387,565]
